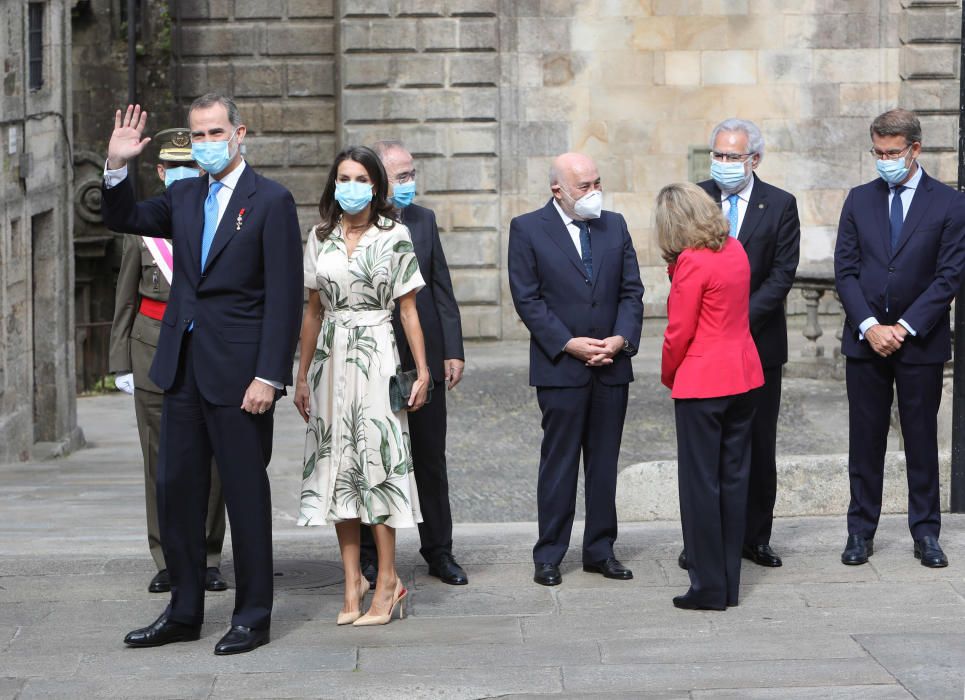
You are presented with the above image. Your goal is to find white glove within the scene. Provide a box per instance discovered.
[114,373,135,395]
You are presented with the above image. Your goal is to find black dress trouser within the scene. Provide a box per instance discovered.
[744,365,782,547]
[675,391,756,608]
[845,356,943,541]
[158,333,275,630]
[361,388,453,564]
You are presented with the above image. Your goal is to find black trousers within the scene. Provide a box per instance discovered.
[744,365,782,547]
[158,334,275,630]
[361,388,452,564]
[845,357,943,541]
[675,391,755,608]
[533,377,629,565]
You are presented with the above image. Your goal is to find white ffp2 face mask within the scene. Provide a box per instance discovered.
[563,188,602,220]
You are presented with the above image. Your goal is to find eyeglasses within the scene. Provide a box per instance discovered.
[392,169,416,184]
[869,144,914,161]
[711,151,754,163]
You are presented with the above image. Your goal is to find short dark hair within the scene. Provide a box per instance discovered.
[870,109,921,144]
[316,146,397,240]
[189,93,241,127]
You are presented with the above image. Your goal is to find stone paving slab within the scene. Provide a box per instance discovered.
[855,633,965,700]
[691,687,915,699]
[2,370,965,697]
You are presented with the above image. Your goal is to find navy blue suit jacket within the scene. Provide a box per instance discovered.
[101,164,304,404]
[392,204,464,383]
[508,199,644,387]
[834,169,965,364]
[699,175,800,369]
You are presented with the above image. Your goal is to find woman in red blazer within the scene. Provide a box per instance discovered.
[657,182,764,611]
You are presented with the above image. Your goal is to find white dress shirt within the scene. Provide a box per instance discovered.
[857,164,924,339]
[720,176,755,238]
[104,159,282,390]
[552,198,590,256]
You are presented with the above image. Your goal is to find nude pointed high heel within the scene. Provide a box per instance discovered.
[336,577,370,626]
[352,578,407,626]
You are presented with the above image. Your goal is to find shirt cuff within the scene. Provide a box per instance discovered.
[255,377,283,390]
[103,161,128,189]
[858,316,878,340]
[897,319,917,336]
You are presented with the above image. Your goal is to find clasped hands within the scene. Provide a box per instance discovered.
[865,323,908,357]
[565,336,624,366]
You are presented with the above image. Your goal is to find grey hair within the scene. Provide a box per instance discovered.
[871,109,922,144]
[372,139,406,157]
[548,163,560,186]
[709,118,765,161]
[189,93,242,127]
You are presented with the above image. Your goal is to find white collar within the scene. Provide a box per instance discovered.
[208,158,246,191]
[720,174,755,202]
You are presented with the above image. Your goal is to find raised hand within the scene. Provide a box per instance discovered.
[107,104,152,169]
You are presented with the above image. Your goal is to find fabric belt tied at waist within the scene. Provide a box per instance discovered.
[327,310,391,328]
[139,297,167,321]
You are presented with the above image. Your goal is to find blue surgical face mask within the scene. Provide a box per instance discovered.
[190,129,238,175]
[163,166,201,188]
[390,180,416,208]
[876,156,913,185]
[710,159,751,192]
[335,180,373,214]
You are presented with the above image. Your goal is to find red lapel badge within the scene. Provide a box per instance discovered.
[236,208,246,231]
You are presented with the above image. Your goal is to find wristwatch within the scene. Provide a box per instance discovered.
[623,338,636,357]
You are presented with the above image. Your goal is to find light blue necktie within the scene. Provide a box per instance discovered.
[200,180,224,271]
[727,193,740,238]
[575,220,592,281]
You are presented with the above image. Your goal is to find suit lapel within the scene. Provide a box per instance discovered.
[540,200,589,280]
[891,170,931,259]
[203,166,257,274]
[588,218,611,291]
[183,178,207,275]
[738,175,767,246]
[871,178,891,257]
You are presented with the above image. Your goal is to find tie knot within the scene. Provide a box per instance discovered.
[728,194,739,205]
[209,180,224,196]
[574,220,588,233]
[893,185,906,195]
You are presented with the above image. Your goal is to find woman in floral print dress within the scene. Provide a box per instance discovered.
[294,146,430,626]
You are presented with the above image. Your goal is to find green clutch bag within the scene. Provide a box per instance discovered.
[389,369,434,413]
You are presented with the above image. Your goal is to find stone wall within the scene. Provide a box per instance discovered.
[174,0,338,238]
[0,0,80,462]
[339,0,502,338]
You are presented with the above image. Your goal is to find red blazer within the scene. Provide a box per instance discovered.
[661,238,764,399]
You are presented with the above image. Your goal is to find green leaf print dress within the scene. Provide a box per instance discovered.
[298,218,425,528]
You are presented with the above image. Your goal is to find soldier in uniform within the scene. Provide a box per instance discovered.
[109,128,228,594]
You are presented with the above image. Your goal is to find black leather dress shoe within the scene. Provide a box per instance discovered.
[534,562,562,586]
[672,593,725,611]
[742,543,783,567]
[124,613,201,647]
[205,567,228,591]
[677,549,688,570]
[428,553,469,585]
[361,561,378,590]
[583,557,633,580]
[148,569,170,593]
[841,534,873,565]
[214,625,269,655]
[914,536,948,568]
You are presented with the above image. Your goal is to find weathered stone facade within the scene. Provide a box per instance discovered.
[69,0,964,348]
[0,0,81,462]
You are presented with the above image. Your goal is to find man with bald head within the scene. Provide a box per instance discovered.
[508,153,644,586]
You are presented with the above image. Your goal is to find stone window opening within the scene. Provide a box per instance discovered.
[28,2,44,91]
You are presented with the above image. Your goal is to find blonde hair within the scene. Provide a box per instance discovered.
[655,182,729,264]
